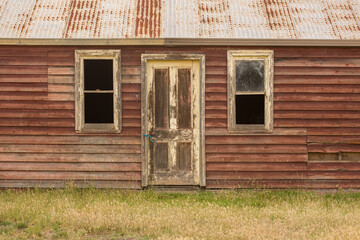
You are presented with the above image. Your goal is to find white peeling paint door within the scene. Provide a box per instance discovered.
[144,60,201,186]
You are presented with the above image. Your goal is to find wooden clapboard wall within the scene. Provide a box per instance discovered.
[0,46,359,189]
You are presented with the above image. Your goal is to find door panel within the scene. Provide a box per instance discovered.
[145,60,200,185]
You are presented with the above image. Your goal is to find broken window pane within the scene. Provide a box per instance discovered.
[236,95,264,124]
[84,59,113,90]
[235,60,264,92]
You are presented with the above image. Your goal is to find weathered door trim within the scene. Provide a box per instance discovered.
[141,54,205,187]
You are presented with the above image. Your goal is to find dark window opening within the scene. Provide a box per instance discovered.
[236,95,264,124]
[84,59,113,90]
[235,60,264,92]
[85,93,113,123]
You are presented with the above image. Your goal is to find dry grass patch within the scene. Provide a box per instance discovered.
[0,188,360,239]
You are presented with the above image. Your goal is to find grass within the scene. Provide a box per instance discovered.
[0,187,360,239]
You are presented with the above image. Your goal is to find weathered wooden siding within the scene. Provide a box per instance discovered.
[0,46,359,189]
[0,46,141,188]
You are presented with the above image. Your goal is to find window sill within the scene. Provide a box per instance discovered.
[227,124,273,134]
[76,123,121,133]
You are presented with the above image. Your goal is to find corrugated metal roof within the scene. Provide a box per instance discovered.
[0,0,360,39]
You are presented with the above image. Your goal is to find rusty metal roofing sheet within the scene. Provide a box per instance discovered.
[1,0,360,39]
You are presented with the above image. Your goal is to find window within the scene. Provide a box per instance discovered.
[227,50,274,133]
[75,50,121,132]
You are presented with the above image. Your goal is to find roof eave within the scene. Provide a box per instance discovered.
[0,38,359,47]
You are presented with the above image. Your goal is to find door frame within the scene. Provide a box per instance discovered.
[141,54,206,187]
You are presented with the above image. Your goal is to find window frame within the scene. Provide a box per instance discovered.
[227,50,274,133]
[75,50,121,133]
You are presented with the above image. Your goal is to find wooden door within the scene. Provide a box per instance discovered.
[144,60,201,185]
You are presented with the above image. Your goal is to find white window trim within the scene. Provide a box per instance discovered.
[75,50,121,133]
[227,50,274,133]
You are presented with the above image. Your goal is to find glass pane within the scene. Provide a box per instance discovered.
[85,93,113,123]
[236,95,264,124]
[236,60,264,92]
[84,59,113,90]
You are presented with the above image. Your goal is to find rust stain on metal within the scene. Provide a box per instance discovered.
[135,0,161,38]
[263,0,297,38]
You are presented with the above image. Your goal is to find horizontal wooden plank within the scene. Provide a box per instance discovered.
[0,126,49,135]
[206,153,307,162]
[0,171,141,181]
[122,101,141,110]
[0,92,48,101]
[0,109,74,118]
[206,58,227,67]
[308,145,360,153]
[0,153,141,162]
[0,47,48,57]
[48,84,74,93]
[275,85,360,93]
[48,66,74,75]
[275,110,360,119]
[0,162,141,171]
[206,83,226,93]
[275,67,360,76]
[123,118,141,127]
[206,179,360,189]
[275,119,360,128]
[274,49,360,58]
[0,83,47,92]
[122,83,141,92]
[308,128,360,136]
[275,102,360,111]
[207,171,306,180]
[308,136,360,144]
[205,110,227,119]
[205,127,307,136]
[275,93,360,102]
[122,66,140,75]
[275,75,360,85]
[0,101,74,110]
[0,56,47,66]
[205,101,226,110]
[0,180,141,189]
[205,119,227,128]
[0,75,47,83]
[205,75,226,84]
[308,162,360,171]
[205,66,226,75]
[0,66,48,74]
[206,179,308,189]
[207,162,306,171]
[206,135,306,145]
[275,58,360,67]
[122,75,140,84]
[0,136,79,144]
[0,118,74,127]
[123,109,141,118]
[205,144,307,154]
[308,171,360,180]
[0,144,141,154]
[205,92,226,101]
[48,75,74,84]
[48,92,74,101]
[47,57,74,66]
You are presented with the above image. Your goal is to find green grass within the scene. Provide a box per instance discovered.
[0,187,360,239]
